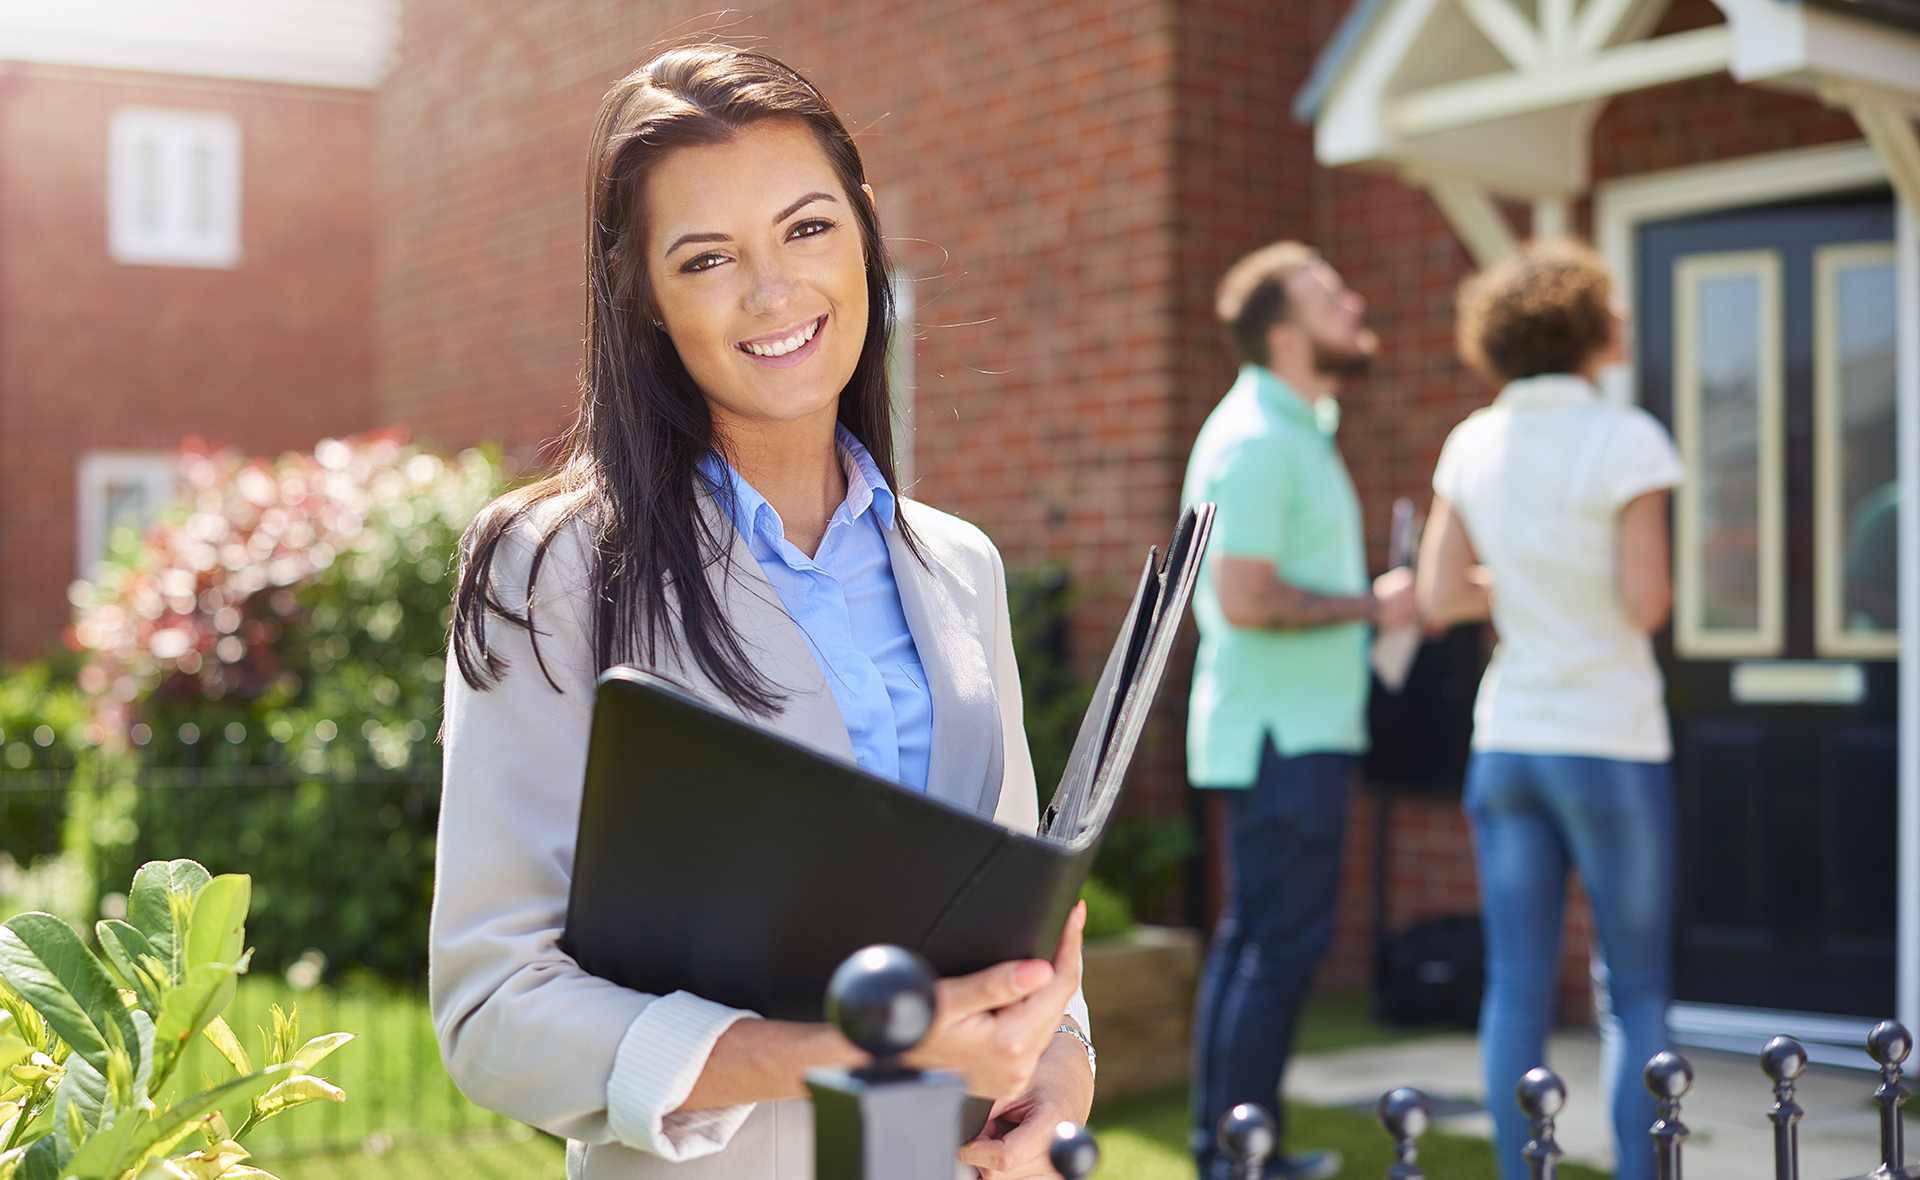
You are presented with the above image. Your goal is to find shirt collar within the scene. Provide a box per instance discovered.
[1240,363,1340,437]
[697,424,898,548]
[1495,373,1598,410]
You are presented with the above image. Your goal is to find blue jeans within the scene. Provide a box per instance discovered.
[1190,742,1351,1179]
[1465,751,1675,1180]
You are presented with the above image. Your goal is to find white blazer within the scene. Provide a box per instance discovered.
[431,492,1059,1180]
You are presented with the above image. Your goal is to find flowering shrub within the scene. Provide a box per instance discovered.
[60,433,502,982]
[71,433,498,772]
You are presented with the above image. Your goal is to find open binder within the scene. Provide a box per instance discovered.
[562,502,1215,1020]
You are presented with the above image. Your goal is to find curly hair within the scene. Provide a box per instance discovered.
[1455,238,1614,381]
[1215,241,1321,367]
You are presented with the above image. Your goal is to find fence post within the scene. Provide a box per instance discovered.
[1517,1067,1565,1180]
[1217,1103,1277,1180]
[1867,1020,1912,1176]
[805,946,966,1180]
[1050,1121,1100,1179]
[1376,1087,1431,1179]
[1760,1035,1805,1180]
[1645,1050,1693,1180]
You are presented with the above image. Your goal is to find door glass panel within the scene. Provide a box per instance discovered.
[1815,243,1899,657]
[1673,251,1785,657]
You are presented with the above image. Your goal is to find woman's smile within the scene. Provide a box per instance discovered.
[646,121,871,436]
[737,314,827,365]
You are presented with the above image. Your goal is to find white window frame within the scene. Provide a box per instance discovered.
[107,108,242,268]
[888,267,916,492]
[1814,240,1901,659]
[77,452,177,578]
[1671,248,1786,659]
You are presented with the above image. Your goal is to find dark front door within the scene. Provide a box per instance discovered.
[1638,192,1900,1018]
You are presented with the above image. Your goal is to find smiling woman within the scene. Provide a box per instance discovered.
[429,46,1095,1180]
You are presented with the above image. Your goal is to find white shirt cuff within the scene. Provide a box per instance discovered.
[605,991,760,1160]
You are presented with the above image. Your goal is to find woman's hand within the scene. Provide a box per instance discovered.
[902,901,1086,1101]
[958,1029,1097,1178]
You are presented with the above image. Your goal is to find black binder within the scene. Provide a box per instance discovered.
[562,504,1215,1020]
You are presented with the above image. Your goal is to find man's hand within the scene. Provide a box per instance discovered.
[1372,566,1417,630]
[958,1030,1097,1179]
[902,902,1086,1101]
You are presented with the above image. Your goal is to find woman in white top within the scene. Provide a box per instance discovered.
[431,47,1092,1180]
[1417,239,1684,1180]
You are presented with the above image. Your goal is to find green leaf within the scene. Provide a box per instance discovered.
[145,959,246,1100]
[0,1037,29,1077]
[248,1075,343,1125]
[127,862,211,988]
[50,1053,107,1152]
[94,924,162,1018]
[286,1033,350,1077]
[0,916,139,1081]
[11,1131,62,1180]
[199,1018,250,1079]
[183,878,248,973]
[66,1063,288,1180]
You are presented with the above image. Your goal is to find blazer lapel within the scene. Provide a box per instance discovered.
[886,512,1003,815]
[683,492,854,763]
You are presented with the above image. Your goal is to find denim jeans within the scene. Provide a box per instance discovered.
[1190,741,1352,1179]
[1464,751,1676,1180]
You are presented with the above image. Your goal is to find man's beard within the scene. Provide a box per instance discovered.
[1312,334,1374,378]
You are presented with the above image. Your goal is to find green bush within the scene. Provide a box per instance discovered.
[61,435,502,983]
[0,858,352,1180]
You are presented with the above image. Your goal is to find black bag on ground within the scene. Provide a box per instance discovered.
[1375,914,1484,1027]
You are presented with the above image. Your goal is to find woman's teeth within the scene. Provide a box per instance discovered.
[741,318,820,357]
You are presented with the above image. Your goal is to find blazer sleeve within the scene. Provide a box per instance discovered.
[430,518,760,1160]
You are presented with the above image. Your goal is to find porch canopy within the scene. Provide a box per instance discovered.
[1295,0,1920,264]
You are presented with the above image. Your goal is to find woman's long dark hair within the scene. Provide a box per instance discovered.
[451,46,914,713]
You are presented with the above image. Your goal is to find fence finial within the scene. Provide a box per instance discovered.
[807,946,964,1180]
[1760,1036,1806,1180]
[1217,1103,1277,1180]
[1645,1050,1693,1180]
[1376,1087,1430,1179]
[1050,1122,1100,1179]
[1517,1067,1565,1180]
[1867,1020,1911,1175]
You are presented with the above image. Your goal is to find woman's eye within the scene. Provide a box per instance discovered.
[788,218,836,241]
[680,252,730,274]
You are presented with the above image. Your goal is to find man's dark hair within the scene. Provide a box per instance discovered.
[1215,241,1321,367]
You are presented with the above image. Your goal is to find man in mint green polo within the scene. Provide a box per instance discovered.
[1184,241,1415,1180]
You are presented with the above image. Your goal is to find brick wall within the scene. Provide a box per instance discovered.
[0,63,373,660]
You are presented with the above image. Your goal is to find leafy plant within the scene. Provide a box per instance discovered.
[0,858,351,1179]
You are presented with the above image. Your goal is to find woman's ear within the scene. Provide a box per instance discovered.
[862,183,876,209]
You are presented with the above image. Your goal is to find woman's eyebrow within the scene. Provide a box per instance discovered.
[774,191,837,223]
[663,193,839,259]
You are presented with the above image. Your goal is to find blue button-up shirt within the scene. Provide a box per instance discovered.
[699,428,933,792]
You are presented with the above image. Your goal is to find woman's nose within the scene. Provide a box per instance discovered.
[743,259,800,316]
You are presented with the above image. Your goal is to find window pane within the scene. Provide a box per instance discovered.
[135,139,161,231]
[1835,259,1898,634]
[1693,273,1764,631]
[188,141,214,235]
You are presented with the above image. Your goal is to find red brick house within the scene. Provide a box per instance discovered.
[0,3,388,658]
[5,0,1914,1054]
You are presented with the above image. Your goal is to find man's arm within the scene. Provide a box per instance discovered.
[1214,557,1416,630]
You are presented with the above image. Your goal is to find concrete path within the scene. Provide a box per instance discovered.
[1285,1031,1890,1178]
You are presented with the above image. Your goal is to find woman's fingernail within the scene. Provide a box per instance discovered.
[1012,960,1053,990]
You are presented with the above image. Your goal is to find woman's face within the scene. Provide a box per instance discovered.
[645,120,870,442]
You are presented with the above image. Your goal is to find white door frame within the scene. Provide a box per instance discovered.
[1594,139,1918,1066]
